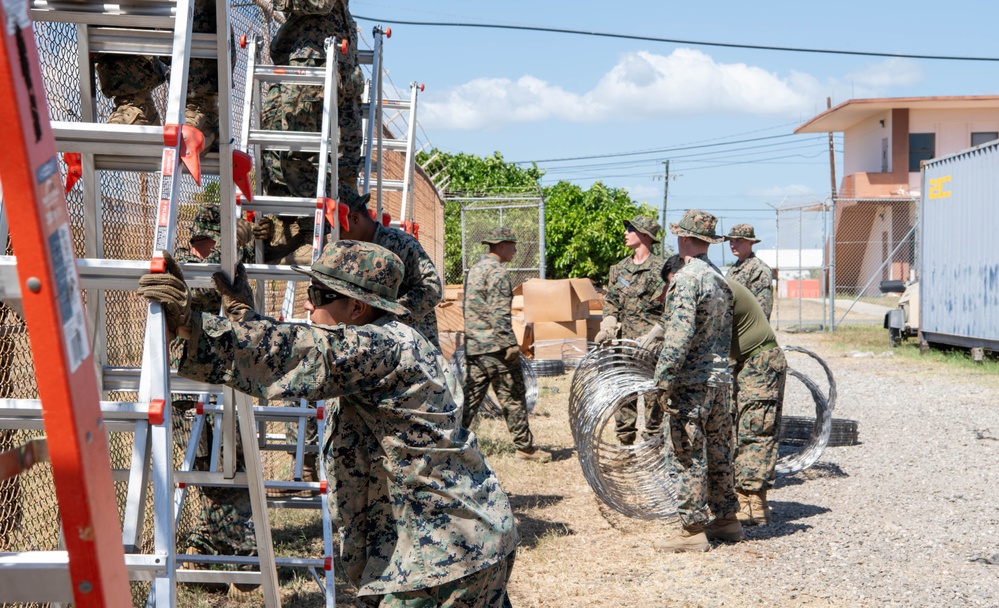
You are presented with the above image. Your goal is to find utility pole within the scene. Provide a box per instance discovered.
[826,96,838,332]
[661,160,670,257]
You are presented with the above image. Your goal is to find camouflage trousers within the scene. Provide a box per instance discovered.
[732,347,787,492]
[173,400,257,557]
[462,352,534,450]
[94,0,218,100]
[615,391,665,445]
[260,57,363,202]
[361,552,515,608]
[663,384,738,527]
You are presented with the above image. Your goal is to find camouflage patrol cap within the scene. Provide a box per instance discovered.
[190,205,221,242]
[724,223,761,243]
[669,209,724,244]
[343,190,371,212]
[481,226,517,244]
[292,240,409,317]
[624,215,661,244]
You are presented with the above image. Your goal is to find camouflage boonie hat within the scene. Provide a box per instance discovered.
[481,226,517,244]
[725,223,761,243]
[669,209,724,244]
[624,215,661,244]
[292,240,409,317]
[343,190,371,212]
[190,205,221,242]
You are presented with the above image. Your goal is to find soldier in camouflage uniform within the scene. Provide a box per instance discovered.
[337,191,442,347]
[261,0,362,203]
[663,255,788,529]
[463,227,551,463]
[138,240,518,606]
[93,0,220,149]
[725,224,774,320]
[171,205,257,590]
[653,210,742,553]
[598,216,668,445]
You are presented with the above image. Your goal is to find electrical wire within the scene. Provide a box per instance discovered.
[353,15,999,62]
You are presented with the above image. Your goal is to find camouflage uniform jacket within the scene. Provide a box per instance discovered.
[270,0,357,68]
[656,255,733,393]
[173,312,517,595]
[463,255,517,356]
[603,254,667,340]
[727,253,773,320]
[372,224,443,346]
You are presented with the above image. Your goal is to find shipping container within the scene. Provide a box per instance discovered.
[919,139,999,351]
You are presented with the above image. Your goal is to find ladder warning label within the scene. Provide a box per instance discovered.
[48,223,89,372]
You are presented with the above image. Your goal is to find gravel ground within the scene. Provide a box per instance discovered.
[494,330,999,608]
[747,332,999,607]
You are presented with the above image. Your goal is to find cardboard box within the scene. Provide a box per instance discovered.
[532,320,588,360]
[444,284,464,302]
[586,313,603,341]
[511,315,534,356]
[522,278,600,323]
[436,301,464,333]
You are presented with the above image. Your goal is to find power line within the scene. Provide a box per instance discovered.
[353,15,999,62]
[511,133,802,164]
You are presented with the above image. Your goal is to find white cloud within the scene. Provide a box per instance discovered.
[845,58,923,90]
[421,50,922,131]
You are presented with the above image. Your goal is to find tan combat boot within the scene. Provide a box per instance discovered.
[303,453,320,483]
[749,490,772,526]
[184,94,219,153]
[704,514,744,542]
[653,523,710,553]
[736,489,754,525]
[108,92,160,126]
[515,446,552,463]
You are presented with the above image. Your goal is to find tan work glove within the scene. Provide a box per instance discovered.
[593,315,619,344]
[211,262,255,321]
[504,344,521,362]
[236,218,254,249]
[137,251,191,333]
[637,324,665,352]
[252,215,274,242]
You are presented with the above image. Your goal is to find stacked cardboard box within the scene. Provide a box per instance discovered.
[521,278,601,360]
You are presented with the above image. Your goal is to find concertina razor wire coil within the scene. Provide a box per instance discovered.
[568,341,836,519]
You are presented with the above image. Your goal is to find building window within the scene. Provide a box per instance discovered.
[909,133,935,171]
[971,132,998,147]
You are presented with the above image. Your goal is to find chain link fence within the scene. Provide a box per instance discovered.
[446,191,545,287]
[828,197,918,328]
[770,200,831,331]
[1,5,282,606]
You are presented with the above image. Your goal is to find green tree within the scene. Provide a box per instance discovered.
[420,150,668,286]
[543,181,665,284]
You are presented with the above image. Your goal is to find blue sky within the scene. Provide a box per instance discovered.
[352,0,999,253]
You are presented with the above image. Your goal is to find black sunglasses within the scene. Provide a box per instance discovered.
[307,283,346,307]
[625,225,637,233]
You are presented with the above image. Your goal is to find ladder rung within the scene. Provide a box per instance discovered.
[88,27,218,59]
[102,367,221,393]
[30,0,177,28]
[380,138,408,152]
[253,65,327,86]
[382,99,411,111]
[374,178,404,192]
[52,121,162,157]
[248,129,324,153]
[90,152,221,175]
[0,399,149,421]
[0,258,309,300]
[241,195,317,217]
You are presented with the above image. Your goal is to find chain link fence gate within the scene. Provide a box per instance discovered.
[770,199,831,331]
[828,197,918,329]
[445,190,545,287]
